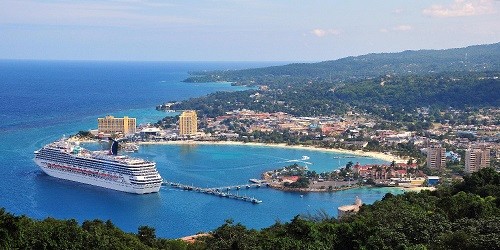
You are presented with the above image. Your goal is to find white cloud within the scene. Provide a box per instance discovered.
[311,28,341,37]
[312,29,326,37]
[423,0,496,17]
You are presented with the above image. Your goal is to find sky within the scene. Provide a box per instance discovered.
[0,0,499,62]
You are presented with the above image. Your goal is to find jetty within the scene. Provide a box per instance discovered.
[162,181,264,204]
[211,180,269,191]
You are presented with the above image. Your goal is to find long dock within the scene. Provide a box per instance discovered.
[162,181,265,204]
[211,182,269,192]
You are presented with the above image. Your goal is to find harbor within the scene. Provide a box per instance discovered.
[162,180,267,204]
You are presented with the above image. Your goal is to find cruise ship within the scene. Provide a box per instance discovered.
[34,139,162,194]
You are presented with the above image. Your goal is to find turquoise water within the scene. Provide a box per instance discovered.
[0,61,402,238]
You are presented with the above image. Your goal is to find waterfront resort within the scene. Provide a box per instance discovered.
[70,108,497,196]
[97,115,137,138]
[179,110,198,136]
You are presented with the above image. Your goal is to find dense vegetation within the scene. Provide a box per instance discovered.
[184,43,500,86]
[1,168,499,249]
[0,214,198,249]
[335,72,500,113]
[174,43,500,120]
[173,71,500,119]
[201,168,500,249]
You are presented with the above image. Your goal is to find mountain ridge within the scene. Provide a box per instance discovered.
[184,42,500,85]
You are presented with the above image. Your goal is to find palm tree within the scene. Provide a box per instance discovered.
[375,165,383,180]
[346,161,354,170]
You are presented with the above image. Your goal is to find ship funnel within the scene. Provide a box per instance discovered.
[110,139,119,155]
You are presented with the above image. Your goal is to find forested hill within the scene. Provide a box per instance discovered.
[172,71,499,118]
[184,42,500,85]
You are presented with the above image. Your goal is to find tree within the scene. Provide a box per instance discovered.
[346,161,354,170]
[137,225,156,247]
[407,158,414,165]
[390,160,396,169]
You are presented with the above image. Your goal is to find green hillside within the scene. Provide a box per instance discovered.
[172,71,499,118]
[184,42,500,86]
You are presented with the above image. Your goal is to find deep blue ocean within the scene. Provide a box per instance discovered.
[0,60,401,238]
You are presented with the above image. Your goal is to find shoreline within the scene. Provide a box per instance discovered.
[137,140,407,163]
[263,185,433,194]
[265,183,364,193]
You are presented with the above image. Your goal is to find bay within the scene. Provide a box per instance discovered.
[0,60,402,238]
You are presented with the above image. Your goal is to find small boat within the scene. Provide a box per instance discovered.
[122,143,139,152]
[251,198,262,204]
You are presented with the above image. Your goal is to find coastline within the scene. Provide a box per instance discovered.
[137,140,407,163]
[402,186,436,192]
[265,182,364,193]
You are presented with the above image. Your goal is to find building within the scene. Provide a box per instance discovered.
[139,127,162,139]
[465,145,491,173]
[179,110,198,136]
[427,145,446,169]
[426,176,440,186]
[97,116,136,136]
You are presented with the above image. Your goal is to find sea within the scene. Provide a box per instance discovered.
[0,60,402,238]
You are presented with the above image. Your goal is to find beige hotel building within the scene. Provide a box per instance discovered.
[97,116,136,135]
[427,145,446,169]
[179,110,198,136]
[465,145,491,174]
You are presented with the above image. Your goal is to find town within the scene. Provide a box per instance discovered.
[75,106,499,191]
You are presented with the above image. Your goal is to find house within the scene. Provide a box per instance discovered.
[342,141,368,148]
[281,176,300,184]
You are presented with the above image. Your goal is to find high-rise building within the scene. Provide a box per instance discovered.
[179,110,198,136]
[427,145,446,169]
[97,116,136,135]
[465,145,491,173]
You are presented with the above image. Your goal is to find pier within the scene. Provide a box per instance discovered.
[211,182,269,192]
[162,181,265,204]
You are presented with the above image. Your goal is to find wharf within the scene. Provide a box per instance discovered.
[212,181,269,191]
[162,181,264,204]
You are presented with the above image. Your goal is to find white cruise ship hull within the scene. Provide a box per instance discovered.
[34,159,161,194]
